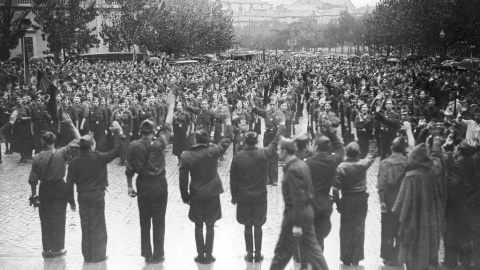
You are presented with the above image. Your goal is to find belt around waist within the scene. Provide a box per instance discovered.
[40,179,64,186]
[78,188,105,194]
[342,190,367,196]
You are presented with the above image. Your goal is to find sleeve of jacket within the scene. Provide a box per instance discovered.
[377,159,388,203]
[98,135,125,164]
[360,139,379,168]
[261,125,285,158]
[327,130,345,166]
[375,111,399,128]
[287,168,309,227]
[252,107,267,119]
[179,153,190,204]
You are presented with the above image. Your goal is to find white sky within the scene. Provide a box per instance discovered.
[350,0,380,8]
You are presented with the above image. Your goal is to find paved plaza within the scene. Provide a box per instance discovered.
[0,114,420,270]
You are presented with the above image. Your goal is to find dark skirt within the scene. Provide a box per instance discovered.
[11,119,33,153]
[172,124,188,157]
[189,195,221,226]
[236,199,267,226]
[340,192,369,263]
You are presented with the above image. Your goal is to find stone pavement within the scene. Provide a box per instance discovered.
[0,113,444,270]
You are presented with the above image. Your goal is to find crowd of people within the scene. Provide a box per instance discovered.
[1,54,480,270]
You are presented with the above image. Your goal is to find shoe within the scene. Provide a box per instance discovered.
[244,252,254,262]
[254,252,264,262]
[50,249,67,257]
[42,251,52,258]
[118,161,125,166]
[146,256,164,264]
[352,261,359,266]
[342,261,351,266]
[272,182,277,186]
[194,255,205,264]
[0,160,2,164]
[204,254,216,264]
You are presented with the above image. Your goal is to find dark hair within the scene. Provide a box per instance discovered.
[41,132,57,145]
[195,129,209,144]
[391,137,407,153]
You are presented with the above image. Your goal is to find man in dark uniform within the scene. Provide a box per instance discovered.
[230,112,286,263]
[57,98,78,147]
[73,95,88,136]
[375,99,400,160]
[179,106,233,264]
[89,98,108,151]
[66,122,125,263]
[377,137,408,266]
[28,113,80,258]
[125,91,175,264]
[270,138,329,270]
[305,120,345,251]
[187,99,214,135]
[250,98,281,185]
[31,96,53,154]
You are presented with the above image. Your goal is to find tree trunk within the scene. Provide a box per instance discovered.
[0,43,11,61]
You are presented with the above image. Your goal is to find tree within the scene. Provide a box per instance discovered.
[0,0,31,60]
[32,0,99,63]
[99,0,151,52]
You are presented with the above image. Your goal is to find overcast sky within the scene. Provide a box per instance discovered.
[350,0,380,8]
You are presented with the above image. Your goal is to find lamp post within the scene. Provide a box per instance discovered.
[439,30,446,60]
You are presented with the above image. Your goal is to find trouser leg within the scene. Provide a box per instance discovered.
[254,226,263,254]
[380,211,400,263]
[137,195,152,258]
[50,199,67,252]
[151,192,167,259]
[245,226,253,253]
[300,223,328,270]
[195,223,205,256]
[314,213,331,251]
[205,225,215,255]
[79,195,92,261]
[270,217,294,270]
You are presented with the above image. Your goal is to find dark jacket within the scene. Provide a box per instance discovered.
[335,140,378,194]
[305,130,345,213]
[377,152,407,210]
[179,125,233,203]
[67,136,125,195]
[230,125,285,203]
[282,157,315,227]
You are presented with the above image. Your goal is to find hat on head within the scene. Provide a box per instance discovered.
[140,119,155,134]
[279,137,297,154]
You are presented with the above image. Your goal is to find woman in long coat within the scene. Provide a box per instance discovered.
[172,102,190,165]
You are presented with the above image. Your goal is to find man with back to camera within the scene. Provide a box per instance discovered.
[179,105,233,264]
[66,120,125,263]
[230,110,286,263]
[125,91,175,264]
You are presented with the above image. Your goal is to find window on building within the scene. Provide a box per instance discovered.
[18,0,31,4]
[24,37,34,57]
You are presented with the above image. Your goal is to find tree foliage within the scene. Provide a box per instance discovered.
[364,0,480,57]
[0,0,31,60]
[32,0,100,62]
[100,0,234,56]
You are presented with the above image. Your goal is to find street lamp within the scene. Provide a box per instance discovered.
[439,30,446,60]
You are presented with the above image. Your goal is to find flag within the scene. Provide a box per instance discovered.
[22,37,30,86]
[133,48,137,63]
[37,70,58,122]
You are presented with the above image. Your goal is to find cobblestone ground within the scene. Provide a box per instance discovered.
[0,112,442,270]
